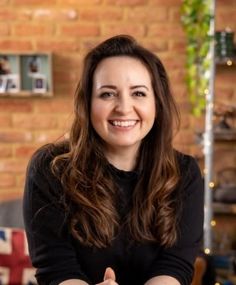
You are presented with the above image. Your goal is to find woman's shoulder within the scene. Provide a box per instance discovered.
[175,151,203,197]
[28,141,69,177]
[176,151,201,175]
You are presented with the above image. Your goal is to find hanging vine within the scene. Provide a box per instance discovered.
[181,0,214,116]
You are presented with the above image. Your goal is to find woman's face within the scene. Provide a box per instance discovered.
[91,56,156,154]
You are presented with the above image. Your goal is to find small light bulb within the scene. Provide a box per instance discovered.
[204,248,211,254]
[211,220,216,226]
[227,60,232,66]
[209,182,215,188]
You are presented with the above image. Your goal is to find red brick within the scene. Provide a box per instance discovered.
[0,100,33,112]
[0,131,32,143]
[168,7,181,22]
[54,70,77,84]
[54,84,77,98]
[15,145,39,157]
[58,0,101,4]
[12,114,58,130]
[34,99,73,113]
[33,8,78,21]
[54,54,82,71]
[0,160,28,173]
[180,114,191,129]
[174,130,195,145]
[80,8,123,21]
[149,0,180,5]
[57,114,73,130]
[173,85,187,102]
[161,54,185,70]
[16,9,33,20]
[216,0,236,7]
[12,0,57,5]
[60,24,100,37]
[178,101,192,114]
[0,114,11,127]
[0,40,33,51]
[0,0,8,5]
[0,146,12,158]
[190,114,205,132]
[16,174,26,188]
[13,23,54,37]
[34,131,67,144]
[142,40,168,53]
[0,23,10,36]
[148,23,185,38]
[0,174,15,188]
[80,39,101,51]
[36,40,79,52]
[105,0,146,5]
[0,9,17,21]
[102,24,145,37]
[127,7,167,22]
[168,70,186,85]
[169,39,187,52]
[0,190,24,202]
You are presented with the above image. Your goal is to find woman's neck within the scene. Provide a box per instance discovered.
[105,146,139,171]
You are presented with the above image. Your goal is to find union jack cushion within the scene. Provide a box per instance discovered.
[0,227,37,285]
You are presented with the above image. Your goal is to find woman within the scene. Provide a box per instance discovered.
[23,35,204,285]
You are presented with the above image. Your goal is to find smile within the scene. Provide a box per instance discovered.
[109,120,138,127]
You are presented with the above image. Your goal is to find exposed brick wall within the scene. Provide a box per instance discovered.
[0,0,235,200]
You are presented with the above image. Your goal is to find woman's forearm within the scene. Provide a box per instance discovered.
[144,275,180,285]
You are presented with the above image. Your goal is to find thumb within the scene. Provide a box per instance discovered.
[103,267,116,281]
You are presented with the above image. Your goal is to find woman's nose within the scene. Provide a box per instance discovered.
[114,95,133,113]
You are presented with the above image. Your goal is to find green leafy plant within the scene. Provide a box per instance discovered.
[181,0,214,116]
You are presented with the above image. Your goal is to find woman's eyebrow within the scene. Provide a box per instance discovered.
[99,85,117,90]
[130,85,149,91]
[98,85,149,91]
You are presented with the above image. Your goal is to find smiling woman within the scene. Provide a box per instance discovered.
[91,56,156,170]
[23,35,204,285]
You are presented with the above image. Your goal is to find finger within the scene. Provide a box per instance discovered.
[103,267,116,281]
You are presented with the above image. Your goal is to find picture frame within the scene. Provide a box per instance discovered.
[5,74,20,93]
[32,74,47,94]
[0,75,7,93]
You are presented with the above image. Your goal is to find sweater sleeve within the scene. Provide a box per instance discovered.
[145,155,204,285]
[23,146,91,285]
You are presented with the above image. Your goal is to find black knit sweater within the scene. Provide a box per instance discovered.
[23,145,204,285]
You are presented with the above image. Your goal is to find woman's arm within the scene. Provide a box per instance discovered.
[145,276,180,285]
[23,147,91,284]
[59,268,118,285]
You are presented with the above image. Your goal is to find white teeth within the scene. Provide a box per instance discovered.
[111,120,136,127]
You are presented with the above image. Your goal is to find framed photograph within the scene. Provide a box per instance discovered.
[27,55,42,77]
[32,74,47,94]
[5,74,20,93]
[0,75,7,93]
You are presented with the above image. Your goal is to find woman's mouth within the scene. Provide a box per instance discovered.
[109,120,138,127]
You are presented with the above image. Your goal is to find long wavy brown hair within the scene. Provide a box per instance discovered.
[51,35,181,248]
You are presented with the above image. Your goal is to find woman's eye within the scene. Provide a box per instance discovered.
[99,92,114,98]
[133,91,146,97]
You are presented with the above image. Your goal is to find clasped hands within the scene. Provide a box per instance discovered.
[96,267,118,285]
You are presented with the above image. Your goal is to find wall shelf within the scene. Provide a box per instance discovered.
[213,202,236,215]
[0,52,53,98]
